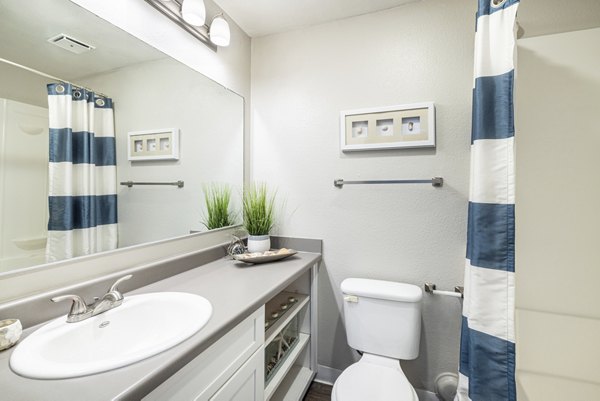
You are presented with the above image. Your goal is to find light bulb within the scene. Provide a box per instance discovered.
[181,0,206,27]
[210,15,230,47]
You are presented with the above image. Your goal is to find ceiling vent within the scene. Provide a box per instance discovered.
[47,34,95,54]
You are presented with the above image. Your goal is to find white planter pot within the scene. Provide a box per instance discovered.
[247,235,270,253]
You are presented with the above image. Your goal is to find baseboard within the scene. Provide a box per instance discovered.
[315,365,439,401]
[315,364,342,385]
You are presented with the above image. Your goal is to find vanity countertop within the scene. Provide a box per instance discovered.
[0,251,321,401]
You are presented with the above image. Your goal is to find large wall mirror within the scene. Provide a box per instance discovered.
[0,0,244,274]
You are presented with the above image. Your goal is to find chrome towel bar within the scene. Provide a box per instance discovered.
[334,177,443,188]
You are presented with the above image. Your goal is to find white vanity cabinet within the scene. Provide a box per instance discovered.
[144,262,319,401]
[210,349,264,401]
[143,307,265,401]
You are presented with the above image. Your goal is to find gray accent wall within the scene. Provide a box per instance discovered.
[251,0,476,393]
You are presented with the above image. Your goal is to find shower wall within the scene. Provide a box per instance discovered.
[516,27,600,400]
[0,98,49,272]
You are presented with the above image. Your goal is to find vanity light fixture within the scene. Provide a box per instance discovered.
[145,0,231,51]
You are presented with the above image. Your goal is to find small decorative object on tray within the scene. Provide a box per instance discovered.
[226,234,247,258]
[233,248,297,264]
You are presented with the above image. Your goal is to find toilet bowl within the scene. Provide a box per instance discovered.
[332,278,423,401]
[331,354,418,401]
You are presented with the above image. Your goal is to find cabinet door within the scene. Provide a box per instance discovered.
[144,307,264,401]
[209,348,264,401]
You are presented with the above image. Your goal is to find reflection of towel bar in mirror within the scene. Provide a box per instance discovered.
[334,177,443,188]
[120,181,184,188]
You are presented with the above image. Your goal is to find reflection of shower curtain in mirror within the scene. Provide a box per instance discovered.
[45,83,117,262]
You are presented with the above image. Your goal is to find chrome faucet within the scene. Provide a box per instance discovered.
[52,274,133,323]
[50,294,93,323]
[91,275,131,316]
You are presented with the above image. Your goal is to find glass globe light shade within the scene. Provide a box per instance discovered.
[210,15,230,47]
[181,0,206,26]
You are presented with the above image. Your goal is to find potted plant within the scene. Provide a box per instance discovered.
[243,183,276,252]
[202,183,236,230]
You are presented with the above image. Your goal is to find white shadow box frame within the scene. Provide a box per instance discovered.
[127,128,180,161]
[340,102,435,152]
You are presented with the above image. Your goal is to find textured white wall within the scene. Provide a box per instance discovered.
[251,0,475,392]
[515,28,600,401]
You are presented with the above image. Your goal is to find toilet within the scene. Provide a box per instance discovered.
[332,278,423,401]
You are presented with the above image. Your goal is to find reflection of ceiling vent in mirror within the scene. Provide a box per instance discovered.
[47,34,95,54]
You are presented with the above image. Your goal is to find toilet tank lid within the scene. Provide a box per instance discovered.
[341,278,422,303]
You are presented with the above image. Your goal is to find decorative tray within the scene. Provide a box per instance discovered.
[233,248,297,264]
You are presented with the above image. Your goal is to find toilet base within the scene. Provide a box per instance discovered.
[331,353,418,401]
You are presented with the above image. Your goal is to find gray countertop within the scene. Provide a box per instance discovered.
[0,251,320,401]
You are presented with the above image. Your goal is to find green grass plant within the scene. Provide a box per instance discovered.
[202,183,235,230]
[243,183,276,236]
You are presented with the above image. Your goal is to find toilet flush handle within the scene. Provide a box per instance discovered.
[343,295,359,303]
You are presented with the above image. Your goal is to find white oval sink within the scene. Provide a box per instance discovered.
[10,292,212,379]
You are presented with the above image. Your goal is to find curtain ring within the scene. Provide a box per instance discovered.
[55,84,65,94]
[491,0,507,7]
[95,98,106,107]
[73,91,82,99]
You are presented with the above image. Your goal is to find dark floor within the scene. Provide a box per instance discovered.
[303,381,332,401]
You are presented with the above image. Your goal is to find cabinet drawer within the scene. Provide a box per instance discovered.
[209,348,264,401]
[144,306,265,401]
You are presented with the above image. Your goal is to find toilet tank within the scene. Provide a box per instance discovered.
[341,278,422,360]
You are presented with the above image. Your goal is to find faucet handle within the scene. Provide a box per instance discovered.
[108,274,133,299]
[51,294,90,317]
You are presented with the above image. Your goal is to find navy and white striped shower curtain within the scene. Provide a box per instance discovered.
[456,1,519,400]
[45,83,118,262]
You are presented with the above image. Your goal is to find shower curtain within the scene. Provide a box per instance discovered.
[45,83,117,262]
[456,1,519,400]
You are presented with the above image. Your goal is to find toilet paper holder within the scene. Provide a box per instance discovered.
[424,283,464,299]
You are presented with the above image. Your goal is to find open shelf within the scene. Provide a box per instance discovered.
[265,292,310,344]
[264,333,310,401]
[269,366,315,401]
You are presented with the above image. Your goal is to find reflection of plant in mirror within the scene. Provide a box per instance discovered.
[202,184,236,230]
[243,183,276,236]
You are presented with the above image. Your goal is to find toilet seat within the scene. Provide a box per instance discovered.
[331,354,418,401]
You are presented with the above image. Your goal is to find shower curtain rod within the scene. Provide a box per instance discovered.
[0,57,109,98]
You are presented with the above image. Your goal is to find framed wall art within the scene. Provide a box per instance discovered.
[340,102,435,152]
